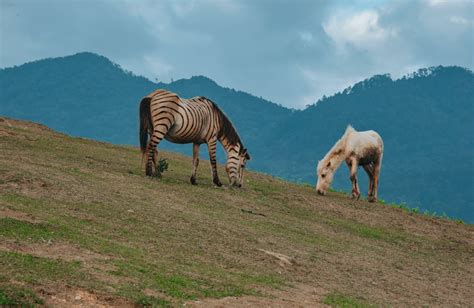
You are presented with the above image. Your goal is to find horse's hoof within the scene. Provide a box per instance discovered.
[190,176,197,185]
[352,193,360,200]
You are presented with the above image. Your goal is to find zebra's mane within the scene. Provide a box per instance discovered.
[209,100,243,149]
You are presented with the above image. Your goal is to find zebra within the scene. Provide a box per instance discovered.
[139,89,251,187]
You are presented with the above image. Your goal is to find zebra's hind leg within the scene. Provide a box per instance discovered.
[146,129,166,177]
[145,143,157,177]
[190,143,200,185]
[207,137,222,187]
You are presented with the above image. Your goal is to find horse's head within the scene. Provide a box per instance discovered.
[316,159,335,195]
[226,147,250,187]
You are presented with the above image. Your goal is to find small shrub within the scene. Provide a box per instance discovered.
[135,295,170,307]
[153,159,169,178]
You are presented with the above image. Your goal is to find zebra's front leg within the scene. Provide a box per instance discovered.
[207,138,222,187]
[190,143,200,185]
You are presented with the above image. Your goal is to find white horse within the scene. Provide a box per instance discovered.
[316,125,383,202]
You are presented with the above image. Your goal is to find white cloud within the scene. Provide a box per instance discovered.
[425,0,470,7]
[143,55,174,82]
[323,9,397,50]
[298,66,366,106]
[1,0,473,109]
[449,16,471,26]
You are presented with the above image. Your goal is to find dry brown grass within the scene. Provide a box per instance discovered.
[0,117,473,307]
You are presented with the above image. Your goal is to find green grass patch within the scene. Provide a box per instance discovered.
[0,218,58,242]
[108,259,279,301]
[164,274,251,299]
[378,199,467,224]
[327,218,411,244]
[0,251,86,285]
[323,291,374,308]
[0,284,44,306]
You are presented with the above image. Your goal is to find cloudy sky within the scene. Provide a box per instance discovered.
[1,0,472,108]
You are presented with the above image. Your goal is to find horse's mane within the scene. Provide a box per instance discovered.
[208,99,243,148]
[322,125,355,164]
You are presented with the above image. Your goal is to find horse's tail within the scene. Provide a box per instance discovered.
[139,97,152,153]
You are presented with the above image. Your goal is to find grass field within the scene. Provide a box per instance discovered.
[0,117,473,307]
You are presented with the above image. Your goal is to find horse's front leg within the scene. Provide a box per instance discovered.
[348,159,360,200]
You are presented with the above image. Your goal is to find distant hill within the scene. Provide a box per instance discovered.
[0,117,472,306]
[1,52,473,222]
[273,67,474,222]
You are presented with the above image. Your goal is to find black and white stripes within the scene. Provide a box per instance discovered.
[139,89,250,187]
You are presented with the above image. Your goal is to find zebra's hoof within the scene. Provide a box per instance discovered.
[213,179,222,187]
[190,176,197,185]
[146,165,153,177]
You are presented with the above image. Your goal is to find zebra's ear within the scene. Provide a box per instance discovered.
[243,148,251,160]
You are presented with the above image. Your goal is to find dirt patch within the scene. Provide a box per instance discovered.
[0,171,53,198]
[0,240,108,263]
[0,208,40,223]
[39,285,133,308]
[187,284,329,307]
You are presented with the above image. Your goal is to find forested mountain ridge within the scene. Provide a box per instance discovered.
[1,52,472,222]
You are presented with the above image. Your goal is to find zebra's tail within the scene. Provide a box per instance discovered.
[139,97,152,153]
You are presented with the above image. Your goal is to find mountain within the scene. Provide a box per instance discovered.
[1,117,472,306]
[1,52,473,222]
[0,52,289,159]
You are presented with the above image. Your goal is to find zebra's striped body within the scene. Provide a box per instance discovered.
[139,89,250,187]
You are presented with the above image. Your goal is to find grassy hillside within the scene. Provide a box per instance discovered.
[0,117,473,307]
[2,53,473,223]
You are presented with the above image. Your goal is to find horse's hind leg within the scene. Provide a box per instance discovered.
[372,158,382,202]
[363,164,375,202]
[190,143,200,185]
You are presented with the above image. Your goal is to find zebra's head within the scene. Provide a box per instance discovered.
[226,147,251,187]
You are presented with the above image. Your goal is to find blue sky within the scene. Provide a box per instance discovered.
[1,0,472,108]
